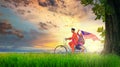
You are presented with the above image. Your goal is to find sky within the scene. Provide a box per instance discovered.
[0,0,104,53]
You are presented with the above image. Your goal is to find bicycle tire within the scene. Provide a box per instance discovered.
[54,45,67,54]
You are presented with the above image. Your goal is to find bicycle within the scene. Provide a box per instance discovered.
[54,39,87,54]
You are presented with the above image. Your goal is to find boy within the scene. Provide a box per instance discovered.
[65,28,78,53]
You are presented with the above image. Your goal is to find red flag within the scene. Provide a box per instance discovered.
[81,30,100,41]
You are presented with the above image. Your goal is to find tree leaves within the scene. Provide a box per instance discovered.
[97,26,104,32]
[81,0,93,6]
[81,0,105,22]
[97,26,105,43]
[92,4,105,22]
[97,26,105,38]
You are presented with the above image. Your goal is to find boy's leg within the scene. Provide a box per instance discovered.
[75,44,81,50]
[69,42,75,53]
[80,46,85,52]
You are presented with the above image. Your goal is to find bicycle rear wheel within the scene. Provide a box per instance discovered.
[81,47,87,53]
[75,47,87,53]
[54,45,67,54]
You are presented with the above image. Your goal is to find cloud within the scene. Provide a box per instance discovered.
[17,9,26,15]
[0,29,51,49]
[39,21,59,30]
[38,0,57,7]
[0,5,7,8]
[0,13,3,16]
[46,21,59,28]
[39,22,48,30]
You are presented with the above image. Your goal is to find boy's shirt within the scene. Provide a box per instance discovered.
[68,33,78,45]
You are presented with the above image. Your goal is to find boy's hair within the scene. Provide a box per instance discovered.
[71,28,75,31]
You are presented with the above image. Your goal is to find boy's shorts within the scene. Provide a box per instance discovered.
[75,44,81,50]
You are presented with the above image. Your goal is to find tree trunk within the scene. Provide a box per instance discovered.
[103,0,120,55]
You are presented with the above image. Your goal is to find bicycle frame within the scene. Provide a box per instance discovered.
[54,39,87,53]
[63,39,87,52]
[62,39,72,52]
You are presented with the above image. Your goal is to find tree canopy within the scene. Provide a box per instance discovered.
[80,0,111,22]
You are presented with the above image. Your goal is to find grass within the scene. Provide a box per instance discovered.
[0,53,120,67]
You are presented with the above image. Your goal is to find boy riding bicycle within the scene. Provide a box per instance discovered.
[65,28,85,53]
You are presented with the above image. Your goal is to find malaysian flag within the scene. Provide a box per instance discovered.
[81,30,100,41]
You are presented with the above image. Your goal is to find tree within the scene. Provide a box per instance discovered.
[81,0,120,55]
[104,0,120,55]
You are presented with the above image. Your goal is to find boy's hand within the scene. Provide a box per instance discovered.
[65,38,68,40]
[78,29,80,31]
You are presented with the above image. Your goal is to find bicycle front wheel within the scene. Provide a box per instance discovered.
[54,45,67,54]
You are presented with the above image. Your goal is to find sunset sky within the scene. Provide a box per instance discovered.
[0,0,104,53]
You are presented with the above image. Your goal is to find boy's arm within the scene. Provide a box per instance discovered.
[65,37,72,40]
[77,29,80,35]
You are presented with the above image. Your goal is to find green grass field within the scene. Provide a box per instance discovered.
[0,53,120,67]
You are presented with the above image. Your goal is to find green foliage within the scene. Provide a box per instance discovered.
[80,0,107,43]
[81,0,106,21]
[97,26,105,43]
[97,26,105,37]
[97,26,104,32]
[0,53,120,67]
[92,4,105,22]
[81,0,105,22]
[81,0,114,22]
[97,26,105,38]
[105,4,114,15]
[81,0,93,6]
[99,0,106,4]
